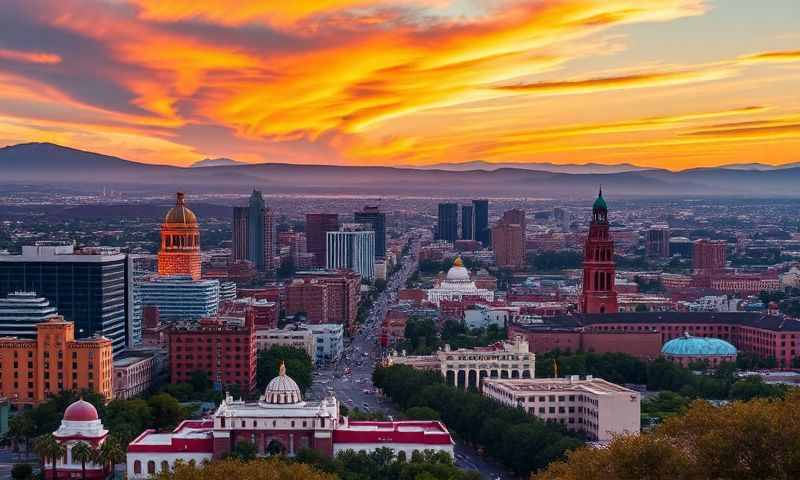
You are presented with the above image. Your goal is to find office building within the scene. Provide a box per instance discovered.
[254,326,315,359]
[492,209,526,269]
[0,242,133,354]
[645,225,670,259]
[482,376,640,441]
[326,230,376,280]
[668,237,693,257]
[232,207,249,262]
[308,323,344,365]
[436,203,458,242]
[286,279,329,324]
[473,199,490,247]
[461,205,474,240]
[136,275,220,321]
[232,191,277,275]
[0,291,58,339]
[693,239,727,274]
[580,190,618,314]
[295,271,361,329]
[158,192,202,280]
[354,206,386,258]
[169,316,257,393]
[113,352,158,400]
[0,316,113,405]
[306,213,339,267]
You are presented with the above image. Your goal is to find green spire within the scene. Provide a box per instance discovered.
[593,187,607,210]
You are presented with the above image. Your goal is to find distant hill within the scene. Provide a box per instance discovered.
[2,142,800,198]
[409,160,649,174]
[191,157,246,168]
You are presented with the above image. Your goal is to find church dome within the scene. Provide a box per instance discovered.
[63,399,99,422]
[264,362,302,404]
[661,333,737,357]
[445,257,470,282]
[164,192,198,225]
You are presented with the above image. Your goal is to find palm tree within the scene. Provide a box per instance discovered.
[97,437,126,479]
[32,434,65,480]
[70,441,95,480]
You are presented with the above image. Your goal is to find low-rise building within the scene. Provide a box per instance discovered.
[482,376,640,441]
[308,323,344,365]
[113,352,158,400]
[255,326,315,359]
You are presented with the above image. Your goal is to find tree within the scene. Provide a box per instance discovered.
[8,414,35,456]
[10,463,32,480]
[256,346,313,392]
[150,458,335,480]
[32,434,65,479]
[97,436,126,478]
[404,407,440,420]
[148,393,185,431]
[70,441,95,480]
[229,440,258,461]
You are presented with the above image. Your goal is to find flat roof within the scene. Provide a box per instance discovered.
[484,378,638,396]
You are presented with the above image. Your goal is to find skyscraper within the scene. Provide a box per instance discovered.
[461,205,474,240]
[232,206,249,262]
[306,213,339,267]
[326,229,376,280]
[437,203,458,242]
[158,192,201,280]
[354,206,386,258]
[492,209,526,269]
[232,191,277,275]
[473,199,490,247]
[580,190,618,314]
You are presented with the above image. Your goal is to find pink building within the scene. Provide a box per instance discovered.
[45,400,110,479]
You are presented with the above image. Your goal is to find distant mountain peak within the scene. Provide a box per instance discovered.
[408,160,651,174]
[191,157,245,168]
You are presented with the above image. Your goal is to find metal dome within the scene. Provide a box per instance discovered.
[164,192,198,225]
[264,362,302,404]
[661,333,737,357]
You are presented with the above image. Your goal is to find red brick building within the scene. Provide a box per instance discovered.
[492,209,526,270]
[693,239,726,274]
[169,316,257,392]
[580,190,618,314]
[305,214,339,267]
[219,297,279,329]
[286,279,329,324]
[295,271,361,329]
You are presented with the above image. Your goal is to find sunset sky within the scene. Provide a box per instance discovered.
[0,0,798,169]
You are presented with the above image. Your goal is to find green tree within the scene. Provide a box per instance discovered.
[8,414,35,455]
[256,346,313,392]
[32,433,65,478]
[10,463,32,480]
[148,393,185,431]
[97,435,126,477]
[70,441,96,480]
[229,440,258,461]
[404,406,440,420]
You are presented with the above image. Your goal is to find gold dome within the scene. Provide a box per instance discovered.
[453,256,463,267]
[164,192,198,225]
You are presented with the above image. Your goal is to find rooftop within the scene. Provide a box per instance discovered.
[484,377,638,396]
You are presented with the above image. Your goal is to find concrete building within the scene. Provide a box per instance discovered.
[113,352,158,400]
[354,206,386,258]
[645,225,670,259]
[693,239,727,274]
[126,366,453,478]
[232,191,278,275]
[136,275,220,321]
[0,242,133,354]
[255,326,315,358]
[436,203,459,243]
[0,316,113,405]
[232,206,249,262]
[472,199,490,247]
[308,323,344,365]
[464,305,511,330]
[0,291,58,339]
[158,193,202,280]
[482,376,640,441]
[492,216,525,269]
[326,229,376,280]
[306,213,339,267]
[461,205,474,240]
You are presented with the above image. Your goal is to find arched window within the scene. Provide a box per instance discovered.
[161,461,169,472]
[147,461,156,474]
[133,460,141,474]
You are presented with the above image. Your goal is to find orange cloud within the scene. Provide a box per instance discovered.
[0,48,61,64]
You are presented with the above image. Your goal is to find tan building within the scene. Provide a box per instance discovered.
[0,316,113,405]
[113,353,158,400]
[482,376,640,441]
[255,327,315,359]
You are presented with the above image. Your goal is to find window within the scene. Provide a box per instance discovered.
[134,461,141,474]
[161,461,169,472]
[148,461,156,475]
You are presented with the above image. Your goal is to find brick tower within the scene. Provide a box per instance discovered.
[580,189,618,314]
[158,192,201,280]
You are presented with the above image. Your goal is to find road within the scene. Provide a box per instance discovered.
[308,234,508,479]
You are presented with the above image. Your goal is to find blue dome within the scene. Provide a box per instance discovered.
[661,334,737,357]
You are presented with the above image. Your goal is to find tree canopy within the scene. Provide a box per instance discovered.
[256,346,313,393]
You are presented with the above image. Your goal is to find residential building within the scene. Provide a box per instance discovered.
[482,376,640,441]
[0,291,58,339]
[306,213,339,267]
[326,229,376,280]
[137,275,220,321]
[0,242,133,354]
[158,192,201,280]
[286,279,329,324]
[436,203,458,242]
[0,316,113,405]
[169,316,257,393]
[354,206,386,258]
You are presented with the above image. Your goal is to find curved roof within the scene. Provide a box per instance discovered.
[264,362,302,404]
[661,333,737,357]
[445,257,470,282]
[593,190,607,210]
[63,399,99,422]
[165,192,198,225]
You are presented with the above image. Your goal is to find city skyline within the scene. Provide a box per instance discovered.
[0,1,797,169]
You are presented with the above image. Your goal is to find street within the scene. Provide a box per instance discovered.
[308,235,508,479]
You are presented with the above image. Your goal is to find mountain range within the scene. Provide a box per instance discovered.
[1,142,799,198]
[191,157,245,168]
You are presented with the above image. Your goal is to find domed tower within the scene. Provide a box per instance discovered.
[580,188,618,314]
[158,192,201,280]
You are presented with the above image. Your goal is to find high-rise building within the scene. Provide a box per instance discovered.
[136,275,220,321]
[158,192,202,280]
[492,223,525,270]
[645,225,670,259]
[286,280,329,324]
[693,239,727,274]
[326,229,375,280]
[295,271,361,330]
[461,205,474,240]
[580,190,618,314]
[0,291,58,339]
[437,203,458,242]
[500,208,526,230]
[0,242,133,354]
[0,316,113,405]
[354,206,386,258]
[473,199,490,247]
[306,213,339,267]
[169,316,256,392]
[232,206,249,262]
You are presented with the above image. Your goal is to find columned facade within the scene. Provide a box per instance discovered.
[438,337,534,391]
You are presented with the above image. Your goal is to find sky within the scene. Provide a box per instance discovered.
[0,0,798,169]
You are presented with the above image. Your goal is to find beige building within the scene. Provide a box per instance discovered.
[255,327,314,359]
[113,353,158,400]
[482,376,640,441]
[391,337,535,390]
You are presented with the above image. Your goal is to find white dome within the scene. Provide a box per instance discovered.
[263,362,302,404]
[445,257,471,282]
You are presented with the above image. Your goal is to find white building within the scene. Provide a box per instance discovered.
[0,291,58,339]
[463,305,512,330]
[136,275,219,321]
[46,399,109,479]
[326,230,376,280]
[482,376,641,441]
[255,326,315,359]
[425,257,494,306]
[307,323,344,365]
